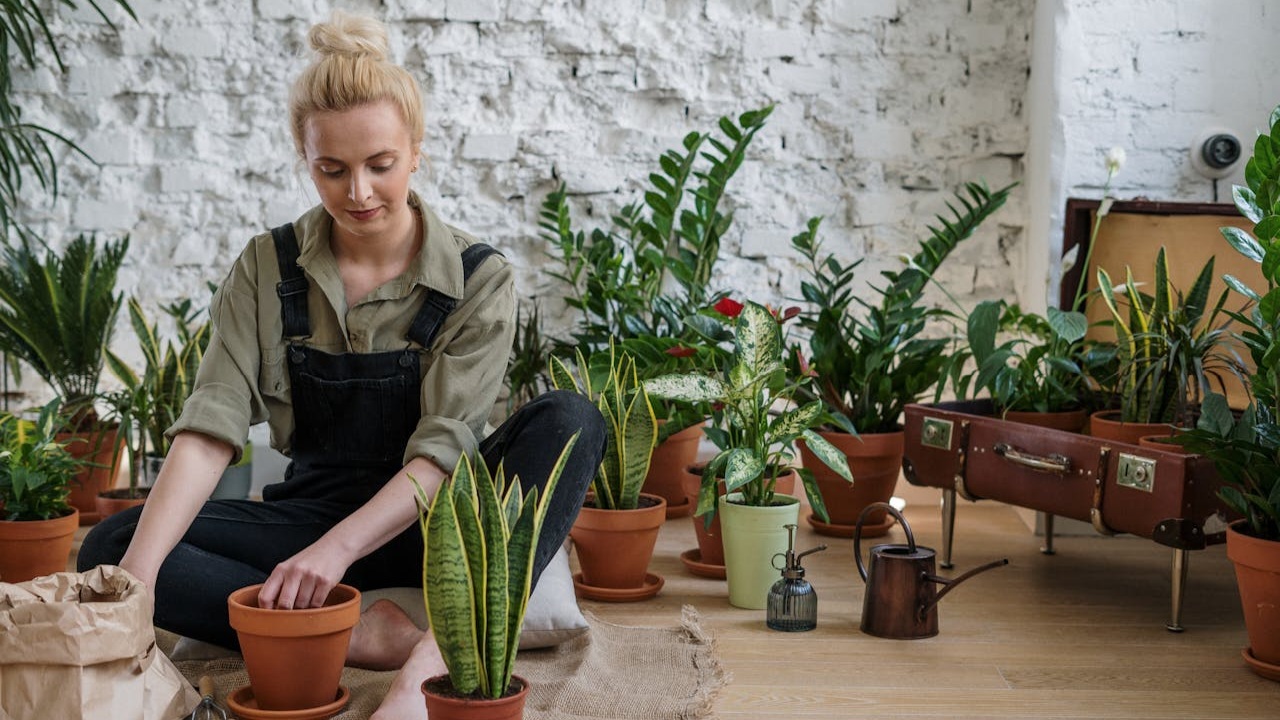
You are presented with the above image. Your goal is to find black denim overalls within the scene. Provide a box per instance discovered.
[79,222,604,650]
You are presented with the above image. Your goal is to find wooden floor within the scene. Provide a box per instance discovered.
[575,500,1280,720]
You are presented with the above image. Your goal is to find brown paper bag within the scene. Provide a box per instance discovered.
[0,565,200,720]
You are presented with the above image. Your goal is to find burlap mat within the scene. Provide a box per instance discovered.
[171,606,726,719]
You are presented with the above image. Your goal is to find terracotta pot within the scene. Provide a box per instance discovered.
[227,583,361,712]
[641,422,702,519]
[797,430,903,539]
[1004,408,1089,433]
[719,492,800,610]
[0,507,79,582]
[422,674,529,720]
[94,487,149,519]
[1088,410,1174,446]
[1137,433,1194,455]
[1227,520,1280,676]
[570,493,666,592]
[680,465,796,568]
[58,425,124,526]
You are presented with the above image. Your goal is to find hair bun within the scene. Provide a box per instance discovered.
[308,10,388,62]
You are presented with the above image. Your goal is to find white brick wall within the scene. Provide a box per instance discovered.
[13,0,1038,381]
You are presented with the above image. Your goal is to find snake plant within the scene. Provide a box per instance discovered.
[548,344,657,511]
[1095,247,1237,425]
[415,433,578,699]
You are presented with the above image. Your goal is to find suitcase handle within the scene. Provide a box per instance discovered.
[993,442,1072,473]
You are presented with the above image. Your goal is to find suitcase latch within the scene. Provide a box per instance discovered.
[922,418,953,450]
[1117,453,1156,493]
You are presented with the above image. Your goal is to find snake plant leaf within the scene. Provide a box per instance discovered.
[798,429,853,483]
[596,390,621,509]
[474,464,508,698]
[424,472,482,695]
[644,373,729,403]
[547,354,580,395]
[501,488,539,692]
[450,486,488,689]
[1153,247,1172,318]
[619,376,657,509]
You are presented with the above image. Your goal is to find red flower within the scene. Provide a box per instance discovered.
[796,348,817,378]
[665,346,697,358]
[713,297,744,318]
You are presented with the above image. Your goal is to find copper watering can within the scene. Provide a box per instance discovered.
[854,502,1008,639]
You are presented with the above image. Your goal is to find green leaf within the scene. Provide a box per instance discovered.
[1046,308,1088,343]
[643,374,729,403]
[799,429,853,482]
[723,448,764,493]
[1221,226,1264,262]
[424,473,482,695]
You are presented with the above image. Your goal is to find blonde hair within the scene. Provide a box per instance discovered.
[289,11,425,158]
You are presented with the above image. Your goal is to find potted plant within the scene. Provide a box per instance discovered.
[414,435,579,719]
[962,300,1097,432]
[1177,104,1280,680]
[788,182,1015,538]
[1092,248,1240,444]
[541,107,772,517]
[0,397,86,583]
[646,300,852,609]
[550,344,663,601]
[0,234,129,525]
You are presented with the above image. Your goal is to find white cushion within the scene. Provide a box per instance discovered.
[363,543,588,650]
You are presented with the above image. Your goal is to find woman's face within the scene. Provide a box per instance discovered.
[302,100,420,244]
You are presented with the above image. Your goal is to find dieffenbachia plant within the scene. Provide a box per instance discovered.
[644,300,851,522]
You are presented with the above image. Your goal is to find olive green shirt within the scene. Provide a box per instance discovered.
[170,192,516,473]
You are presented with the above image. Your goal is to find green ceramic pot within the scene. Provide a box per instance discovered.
[719,492,800,610]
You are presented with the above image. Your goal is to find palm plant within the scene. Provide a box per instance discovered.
[415,434,578,700]
[0,0,136,232]
[0,233,129,425]
[548,343,657,510]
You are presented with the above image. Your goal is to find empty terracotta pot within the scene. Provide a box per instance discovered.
[227,583,360,712]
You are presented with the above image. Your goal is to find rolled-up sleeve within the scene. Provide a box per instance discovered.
[406,258,515,471]
[167,256,267,464]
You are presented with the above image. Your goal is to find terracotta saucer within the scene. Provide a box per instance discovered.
[679,548,726,580]
[665,495,693,519]
[226,685,350,720]
[78,510,102,526]
[1242,647,1280,681]
[807,512,895,539]
[572,572,664,602]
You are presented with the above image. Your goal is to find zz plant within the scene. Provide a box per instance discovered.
[548,344,657,511]
[415,435,578,699]
[791,182,1015,434]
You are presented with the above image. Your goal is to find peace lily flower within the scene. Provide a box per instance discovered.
[1105,146,1126,175]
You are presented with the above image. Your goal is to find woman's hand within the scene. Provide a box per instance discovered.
[258,536,355,609]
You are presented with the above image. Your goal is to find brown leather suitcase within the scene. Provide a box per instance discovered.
[902,398,1234,632]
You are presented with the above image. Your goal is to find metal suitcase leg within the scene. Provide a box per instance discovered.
[1167,548,1188,633]
[941,488,956,569]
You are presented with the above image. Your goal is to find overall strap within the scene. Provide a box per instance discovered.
[271,223,311,339]
[406,243,502,349]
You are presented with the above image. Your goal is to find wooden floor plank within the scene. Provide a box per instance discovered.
[578,499,1280,719]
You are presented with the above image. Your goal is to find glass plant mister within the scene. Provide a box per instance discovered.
[767,524,826,631]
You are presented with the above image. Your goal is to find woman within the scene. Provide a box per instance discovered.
[78,11,603,718]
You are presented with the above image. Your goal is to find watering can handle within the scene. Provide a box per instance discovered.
[854,501,913,582]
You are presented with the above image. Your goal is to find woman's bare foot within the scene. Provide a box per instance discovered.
[371,629,446,720]
[346,599,424,670]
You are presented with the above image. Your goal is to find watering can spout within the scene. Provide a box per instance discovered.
[921,557,1009,617]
